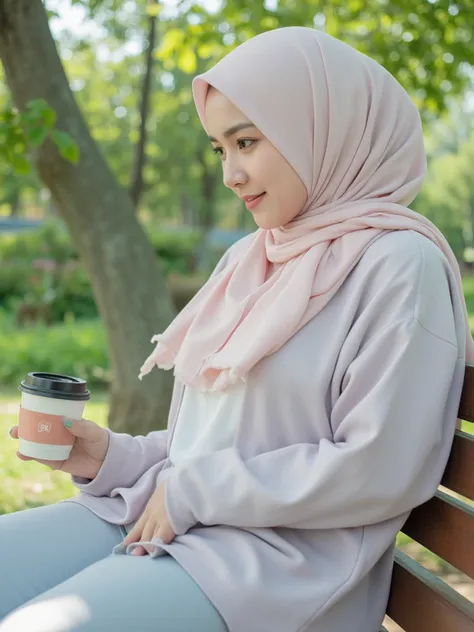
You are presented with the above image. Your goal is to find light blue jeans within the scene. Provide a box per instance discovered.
[0,502,228,631]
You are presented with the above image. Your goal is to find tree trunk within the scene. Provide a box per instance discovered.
[129,3,157,209]
[195,144,219,270]
[8,188,20,216]
[180,190,195,227]
[0,0,176,434]
[196,145,219,231]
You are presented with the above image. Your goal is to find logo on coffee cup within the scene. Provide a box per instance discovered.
[38,422,52,433]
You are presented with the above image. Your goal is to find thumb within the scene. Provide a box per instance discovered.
[62,418,103,441]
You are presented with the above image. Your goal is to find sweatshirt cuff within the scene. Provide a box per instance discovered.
[71,428,125,497]
[165,465,197,536]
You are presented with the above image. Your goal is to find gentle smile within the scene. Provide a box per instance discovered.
[244,193,266,210]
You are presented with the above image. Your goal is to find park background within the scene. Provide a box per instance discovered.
[0,1,473,627]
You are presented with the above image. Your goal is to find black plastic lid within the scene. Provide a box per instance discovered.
[19,372,90,401]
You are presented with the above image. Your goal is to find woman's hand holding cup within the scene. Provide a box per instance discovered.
[12,372,109,480]
[9,418,109,480]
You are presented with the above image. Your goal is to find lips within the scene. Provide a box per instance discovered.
[242,193,265,201]
[244,192,266,210]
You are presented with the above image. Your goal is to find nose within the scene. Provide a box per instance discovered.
[222,155,248,190]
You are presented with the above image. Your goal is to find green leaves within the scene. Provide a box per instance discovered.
[20,99,56,153]
[151,0,472,116]
[156,27,201,74]
[0,107,29,175]
[65,0,472,115]
[0,98,80,174]
[51,129,80,164]
[146,3,161,18]
[157,28,186,60]
[178,48,197,74]
[24,98,57,131]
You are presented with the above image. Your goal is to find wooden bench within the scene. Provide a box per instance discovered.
[381,363,474,631]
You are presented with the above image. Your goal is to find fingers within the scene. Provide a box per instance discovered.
[11,428,35,462]
[156,523,175,545]
[141,520,155,544]
[131,546,147,556]
[11,427,59,469]
[63,418,104,441]
[12,428,37,463]
[122,516,145,547]
[122,514,162,556]
[16,451,32,461]
[124,521,147,556]
[15,451,58,469]
[131,521,164,556]
[16,450,60,469]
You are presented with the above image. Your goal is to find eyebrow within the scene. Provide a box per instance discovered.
[207,122,257,142]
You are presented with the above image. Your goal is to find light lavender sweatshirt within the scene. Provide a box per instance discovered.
[66,230,465,632]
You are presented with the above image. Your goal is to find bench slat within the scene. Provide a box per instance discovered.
[386,550,474,632]
[401,490,474,579]
[441,431,474,500]
[385,364,474,629]
[458,364,474,423]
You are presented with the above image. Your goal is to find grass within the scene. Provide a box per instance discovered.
[0,388,109,515]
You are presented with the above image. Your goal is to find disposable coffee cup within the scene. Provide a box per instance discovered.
[18,372,90,460]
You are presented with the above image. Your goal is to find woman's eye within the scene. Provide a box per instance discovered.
[211,139,256,159]
[237,139,255,149]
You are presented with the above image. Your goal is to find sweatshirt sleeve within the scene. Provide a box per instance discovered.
[165,317,462,535]
[71,428,169,497]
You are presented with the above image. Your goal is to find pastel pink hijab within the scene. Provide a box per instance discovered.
[140,26,474,392]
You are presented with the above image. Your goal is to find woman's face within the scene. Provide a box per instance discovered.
[204,87,307,229]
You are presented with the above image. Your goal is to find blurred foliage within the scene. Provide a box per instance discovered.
[0,315,109,388]
[0,220,211,323]
[0,221,76,262]
[68,0,473,114]
[414,129,474,261]
[2,0,473,225]
[0,272,206,388]
[0,98,79,175]
[152,0,473,116]
[461,274,474,321]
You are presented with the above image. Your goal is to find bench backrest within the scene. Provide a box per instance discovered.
[384,363,474,631]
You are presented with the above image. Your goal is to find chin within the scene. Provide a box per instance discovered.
[254,219,273,229]
[251,202,300,230]
[252,213,282,230]
[255,219,287,230]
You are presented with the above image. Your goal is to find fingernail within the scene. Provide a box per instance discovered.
[63,419,73,428]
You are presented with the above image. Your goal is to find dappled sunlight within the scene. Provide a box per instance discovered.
[0,595,91,631]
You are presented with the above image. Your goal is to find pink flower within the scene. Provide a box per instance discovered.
[32,259,57,272]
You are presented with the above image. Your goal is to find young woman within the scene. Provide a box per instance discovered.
[1,26,472,632]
